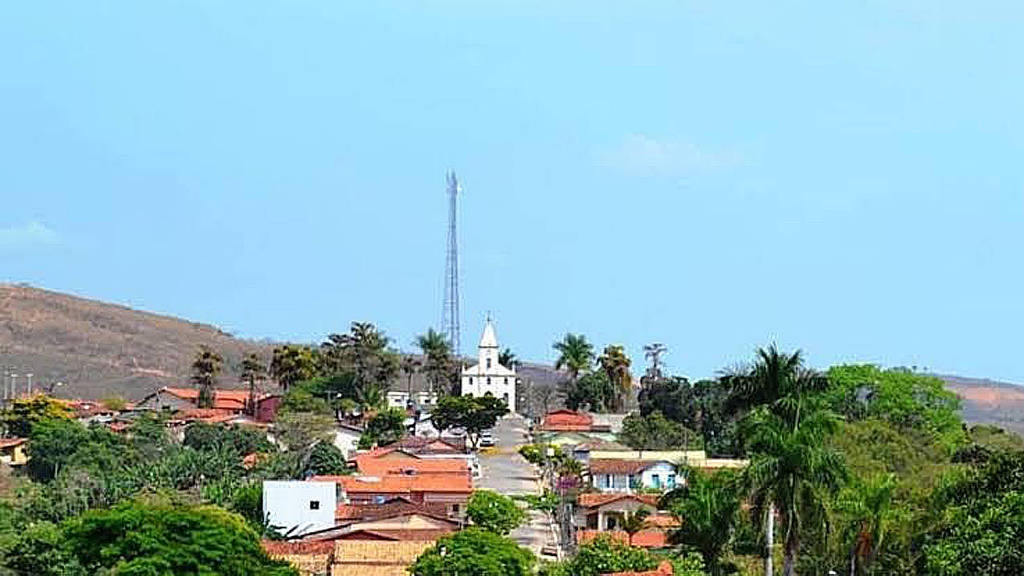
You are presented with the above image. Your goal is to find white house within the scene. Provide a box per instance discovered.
[588,460,678,493]
[262,480,337,537]
[460,318,517,413]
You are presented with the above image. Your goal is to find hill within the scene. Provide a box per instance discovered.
[0,284,276,400]
[937,374,1024,436]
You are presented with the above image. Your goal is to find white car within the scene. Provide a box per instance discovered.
[478,430,495,447]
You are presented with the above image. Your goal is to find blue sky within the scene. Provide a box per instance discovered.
[2,2,1023,381]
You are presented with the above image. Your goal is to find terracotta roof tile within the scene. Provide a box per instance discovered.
[577,530,669,549]
[540,409,594,431]
[335,499,451,522]
[355,457,469,476]
[313,474,472,495]
[577,493,660,509]
[0,438,26,449]
[588,459,662,475]
[261,539,335,555]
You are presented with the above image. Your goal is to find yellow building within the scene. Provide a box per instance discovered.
[0,438,28,467]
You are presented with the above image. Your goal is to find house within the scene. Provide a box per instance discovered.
[387,389,439,410]
[576,493,659,531]
[313,472,472,517]
[333,423,364,459]
[331,539,436,576]
[0,438,28,466]
[262,540,334,576]
[461,318,518,413]
[585,448,747,471]
[263,480,338,537]
[536,409,617,442]
[589,459,678,493]
[578,529,670,549]
[356,440,480,478]
[135,386,282,422]
[351,449,471,477]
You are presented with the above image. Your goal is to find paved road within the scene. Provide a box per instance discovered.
[476,415,557,557]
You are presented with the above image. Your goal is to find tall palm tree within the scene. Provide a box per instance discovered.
[401,355,422,399]
[744,403,846,576]
[553,333,594,382]
[190,345,223,409]
[499,348,518,370]
[416,329,457,395]
[838,473,897,576]
[239,353,266,416]
[598,344,632,412]
[269,345,317,391]
[619,509,651,547]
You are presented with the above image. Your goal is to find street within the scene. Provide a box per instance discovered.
[475,414,558,557]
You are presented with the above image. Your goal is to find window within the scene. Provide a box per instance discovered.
[651,474,661,489]
[504,377,508,385]
[469,377,473,385]
[309,500,320,510]
[486,358,492,369]
[604,474,613,489]
[667,474,677,489]
[486,377,491,386]
[502,393,509,404]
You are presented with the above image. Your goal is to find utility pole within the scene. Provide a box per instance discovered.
[441,171,462,357]
[9,373,17,399]
[26,373,33,395]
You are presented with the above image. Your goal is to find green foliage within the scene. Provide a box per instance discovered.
[100,395,128,412]
[275,410,336,452]
[565,371,616,412]
[183,422,273,455]
[518,489,559,517]
[620,410,701,450]
[417,328,459,395]
[358,407,407,449]
[270,344,319,390]
[518,443,548,465]
[552,333,595,380]
[923,451,1024,575]
[0,394,73,437]
[541,535,659,576]
[466,490,526,534]
[598,344,632,412]
[432,394,509,448]
[307,442,349,476]
[409,527,535,576]
[640,377,739,457]
[320,322,400,390]
[825,365,965,452]
[663,468,740,575]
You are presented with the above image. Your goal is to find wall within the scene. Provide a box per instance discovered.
[640,462,678,490]
[263,481,337,536]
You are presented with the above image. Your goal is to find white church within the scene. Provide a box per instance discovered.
[461,318,517,414]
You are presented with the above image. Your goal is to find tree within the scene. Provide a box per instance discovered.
[24,417,91,482]
[409,528,535,576]
[598,344,632,412]
[240,353,267,416]
[664,468,740,575]
[730,344,844,576]
[466,490,525,534]
[553,333,594,382]
[565,371,616,412]
[431,395,509,448]
[643,343,668,381]
[306,442,348,476]
[0,394,73,437]
[269,345,319,391]
[417,329,458,395]
[274,411,335,453]
[499,348,518,369]
[620,508,651,547]
[540,534,660,576]
[401,355,422,403]
[834,473,897,576]
[190,345,223,409]
[61,501,297,575]
[322,322,400,391]
[620,411,700,451]
[358,407,407,449]
[923,451,1024,575]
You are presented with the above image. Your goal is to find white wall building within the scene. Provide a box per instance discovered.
[460,319,517,414]
[262,480,337,536]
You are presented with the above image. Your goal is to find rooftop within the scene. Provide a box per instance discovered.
[589,459,672,476]
[313,474,472,495]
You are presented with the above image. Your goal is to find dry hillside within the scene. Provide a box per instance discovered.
[0,284,275,401]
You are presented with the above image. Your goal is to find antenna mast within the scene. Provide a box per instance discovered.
[442,171,461,356]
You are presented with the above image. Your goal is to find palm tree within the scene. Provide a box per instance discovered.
[598,344,632,412]
[401,355,422,398]
[416,329,457,395]
[190,345,223,409]
[239,353,266,416]
[744,403,846,576]
[619,509,651,547]
[666,468,740,576]
[643,343,667,380]
[269,345,317,391]
[499,348,518,370]
[730,344,842,576]
[553,333,594,382]
[838,473,897,576]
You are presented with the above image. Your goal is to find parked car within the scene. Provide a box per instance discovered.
[479,430,495,447]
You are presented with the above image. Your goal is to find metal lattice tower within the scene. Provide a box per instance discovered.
[442,171,461,356]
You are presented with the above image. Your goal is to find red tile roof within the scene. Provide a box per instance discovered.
[604,560,674,576]
[577,493,660,509]
[335,499,452,522]
[588,459,661,476]
[160,387,268,412]
[577,530,669,549]
[354,456,469,477]
[333,528,454,541]
[0,438,26,449]
[261,539,335,555]
[540,409,594,432]
[314,474,472,495]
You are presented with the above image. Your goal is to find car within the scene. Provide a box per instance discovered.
[478,430,495,447]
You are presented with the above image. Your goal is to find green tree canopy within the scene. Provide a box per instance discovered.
[619,411,701,450]
[466,490,525,535]
[663,468,740,575]
[431,395,509,448]
[552,333,594,381]
[565,371,616,412]
[0,394,73,438]
[409,527,535,576]
[540,534,661,576]
[190,345,224,409]
[358,407,407,449]
[269,345,319,391]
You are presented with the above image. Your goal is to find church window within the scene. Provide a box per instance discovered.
[469,377,473,385]
[486,358,492,369]
[504,378,508,385]
[487,377,491,386]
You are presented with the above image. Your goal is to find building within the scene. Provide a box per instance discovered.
[136,386,281,422]
[386,389,439,410]
[0,438,27,466]
[313,472,472,517]
[460,319,517,413]
[263,480,338,537]
[576,493,659,531]
[589,459,679,493]
[333,423,364,459]
[535,409,617,443]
